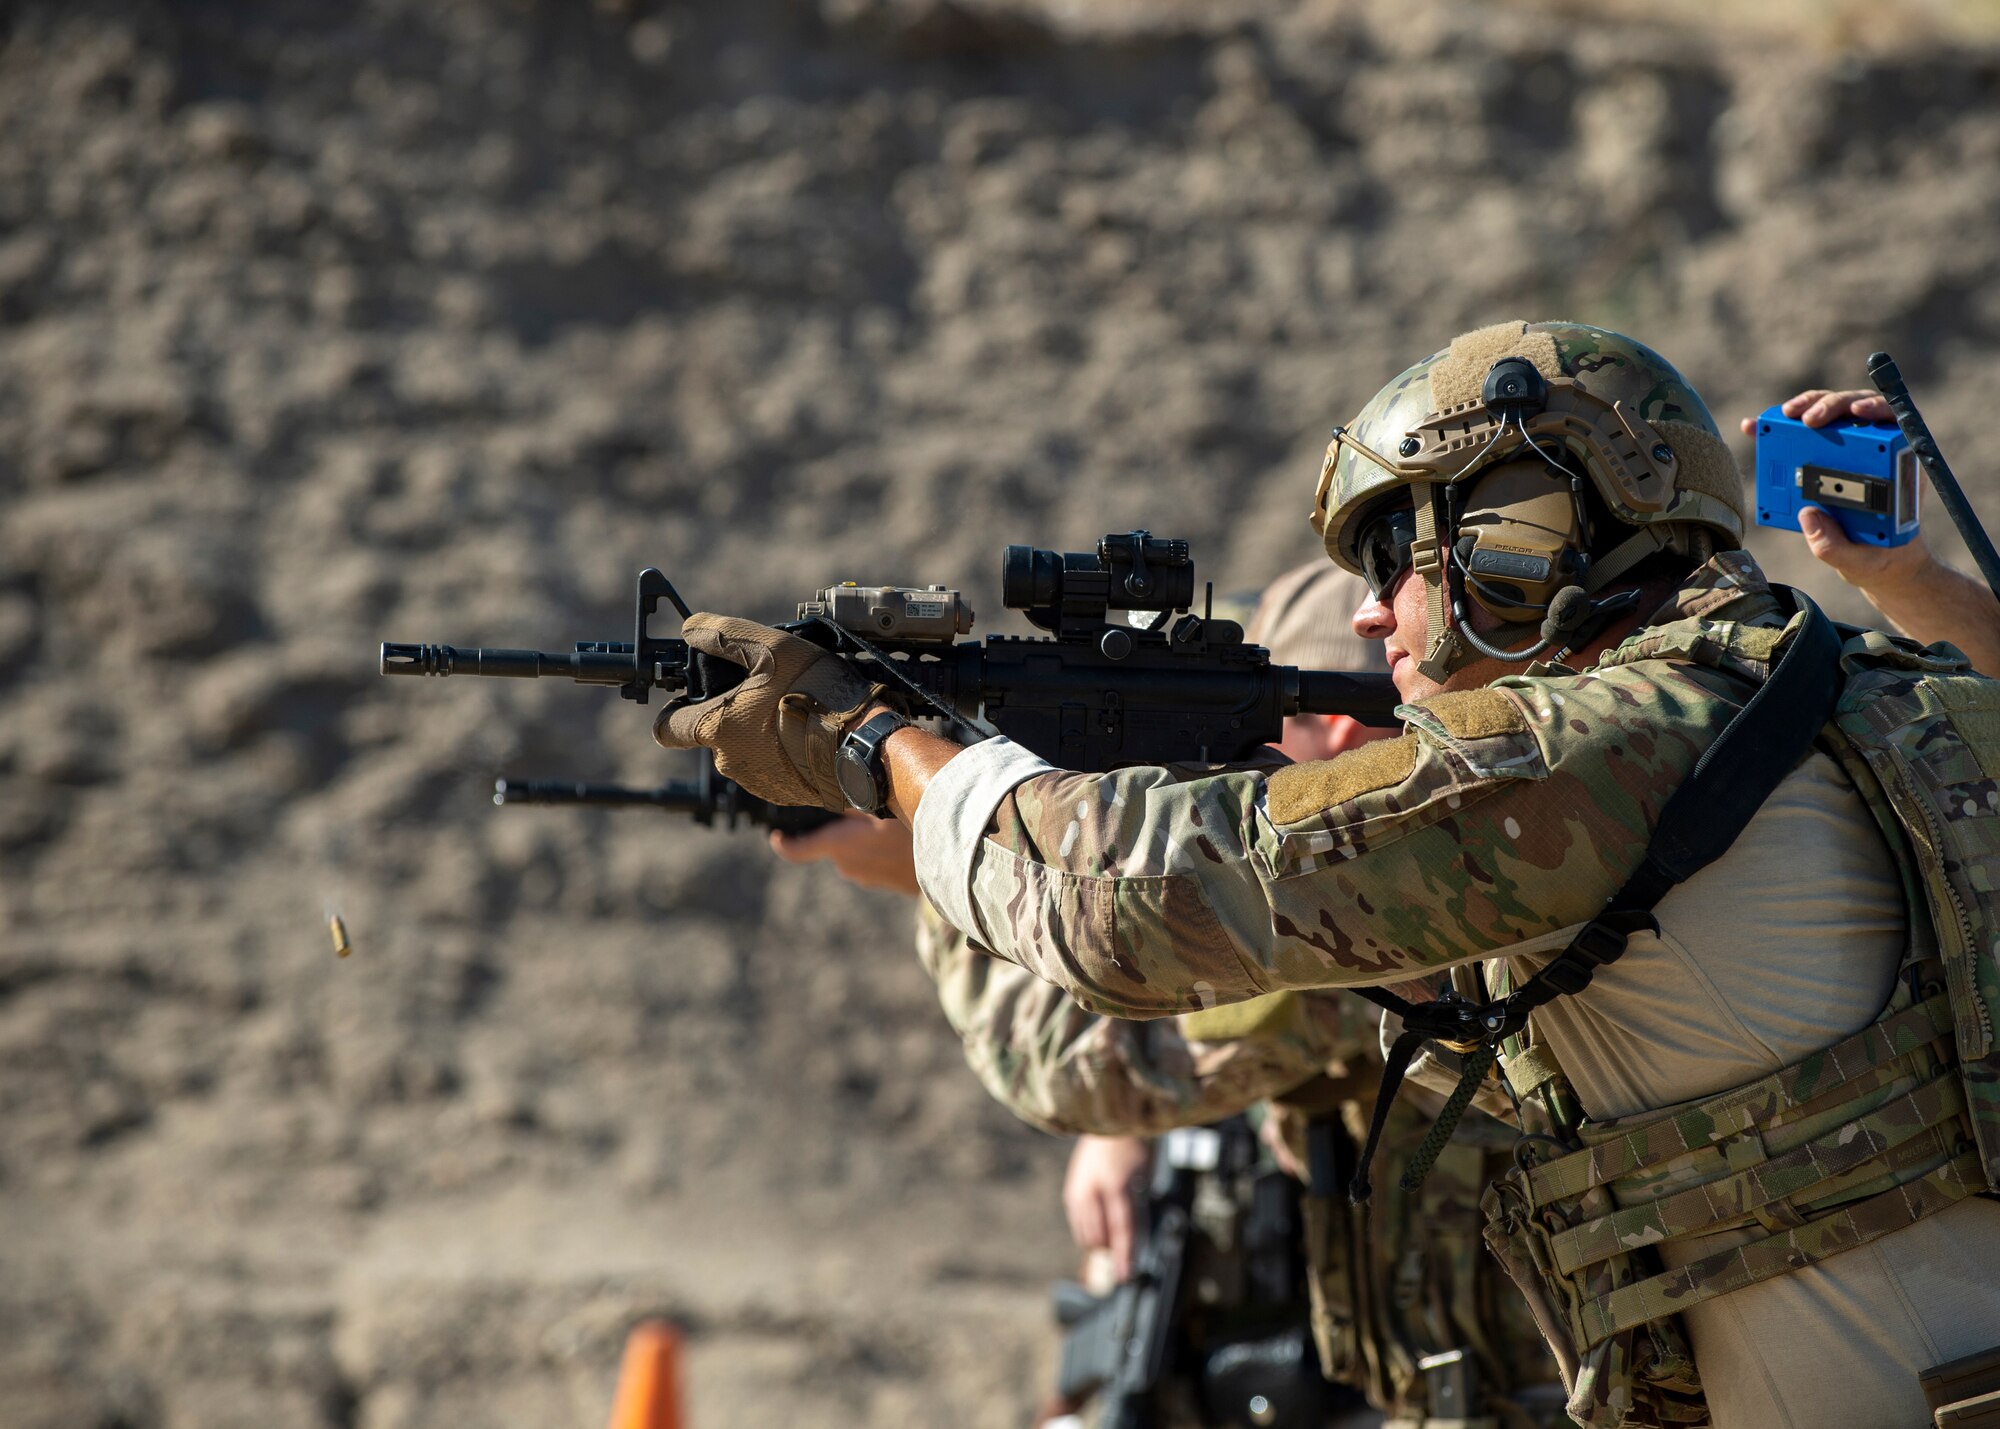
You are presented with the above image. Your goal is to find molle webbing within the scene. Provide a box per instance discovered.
[1512,993,1981,1352]
[1832,641,2000,1188]
[1521,997,1954,1201]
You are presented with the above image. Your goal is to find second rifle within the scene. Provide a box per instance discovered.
[493,754,837,836]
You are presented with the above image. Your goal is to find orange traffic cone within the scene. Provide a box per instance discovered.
[608,1319,685,1429]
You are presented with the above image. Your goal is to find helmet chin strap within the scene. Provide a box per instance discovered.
[1412,485,1468,682]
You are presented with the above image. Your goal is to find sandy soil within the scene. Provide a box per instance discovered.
[3,2,1999,1424]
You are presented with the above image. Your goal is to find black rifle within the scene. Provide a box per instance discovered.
[1055,1127,1202,1428]
[380,531,1400,770]
[493,754,837,835]
[1053,1122,1344,1429]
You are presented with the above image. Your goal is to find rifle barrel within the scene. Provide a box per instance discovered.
[381,642,645,685]
[1294,669,1402,727]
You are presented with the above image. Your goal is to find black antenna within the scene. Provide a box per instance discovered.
[1868,352,2000,600]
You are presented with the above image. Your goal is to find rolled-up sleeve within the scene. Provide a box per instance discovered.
[911,737,1053,947]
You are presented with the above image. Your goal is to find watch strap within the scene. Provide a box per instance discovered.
[838,710,909,816]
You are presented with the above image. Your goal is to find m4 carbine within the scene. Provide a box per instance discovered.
[381,531,1400,771]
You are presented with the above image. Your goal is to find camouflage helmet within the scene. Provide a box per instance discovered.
[1309,320,1745,678]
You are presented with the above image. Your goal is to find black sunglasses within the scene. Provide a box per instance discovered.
[1355,503,1418,599]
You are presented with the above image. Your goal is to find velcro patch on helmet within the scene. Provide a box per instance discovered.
[1660,418,1747,538]
[1180,990,1300,1043]
[1267,734,1419,824]
[1430,320,1562,411]
[1420,687,1528,740]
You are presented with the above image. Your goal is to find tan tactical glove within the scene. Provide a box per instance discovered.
[652,615,881,811]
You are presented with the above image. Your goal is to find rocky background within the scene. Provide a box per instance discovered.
[3,1,1998,1425]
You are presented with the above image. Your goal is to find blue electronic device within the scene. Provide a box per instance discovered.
[1753,406,1920,547]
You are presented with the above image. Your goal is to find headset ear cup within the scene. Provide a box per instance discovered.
[1457,458,1584,624]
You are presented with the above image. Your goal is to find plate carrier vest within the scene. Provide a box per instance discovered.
[1469,610,2000,1428]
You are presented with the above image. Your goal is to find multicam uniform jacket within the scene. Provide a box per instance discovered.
[916,899,1567,1426]
[911,550,2000,1429]
[914,891,1377,1139]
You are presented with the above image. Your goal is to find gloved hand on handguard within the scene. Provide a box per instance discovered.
[651,615,885,812]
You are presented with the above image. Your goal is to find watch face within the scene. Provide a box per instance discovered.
[836,744,881,812]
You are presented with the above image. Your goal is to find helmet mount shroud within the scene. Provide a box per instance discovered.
[1481,355,1548,421]
[1310,320,1745,680]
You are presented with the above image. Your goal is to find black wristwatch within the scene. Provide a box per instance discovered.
[835,710,910,817]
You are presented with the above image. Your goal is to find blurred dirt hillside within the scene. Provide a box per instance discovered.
[4,1,2000,1425]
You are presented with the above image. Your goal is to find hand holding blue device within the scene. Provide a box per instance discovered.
[1753,406,1920,547]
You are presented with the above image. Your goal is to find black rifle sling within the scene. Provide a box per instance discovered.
[1345,590,1843,1202]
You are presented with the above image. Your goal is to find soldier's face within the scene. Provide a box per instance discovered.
[1352,563,1508,703]
[1352,564,1434,701]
